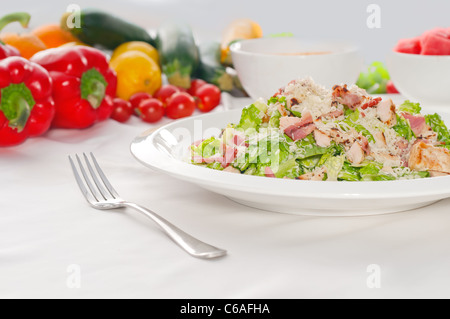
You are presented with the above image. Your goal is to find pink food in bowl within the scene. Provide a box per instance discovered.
[394,27,450,55]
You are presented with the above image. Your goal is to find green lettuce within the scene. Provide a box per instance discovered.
[356,61,390,94]
[399,100,421,114]
[338,162,361,181]
[274,158,303,179]
[425,113,450,145]
[269,110,281,128]
[268,95,301,117]
[192,137,221,158]
[323,155,345,181]
[236,104,264,131]
[343,108,375,143]
[359,162,396,181]
[298,155,322,170]
[393,115,415,141]
[295,134,329,159]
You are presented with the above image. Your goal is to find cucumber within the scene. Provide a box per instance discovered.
[195,42,234,92]
[156,22,199,89]
[61,8,156,50]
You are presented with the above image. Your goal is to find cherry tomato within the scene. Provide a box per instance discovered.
[386,80,400,94]
[188,79,207,96]
[138,98,165,123]
[111,98,133,123]
[195,84,221,112]
[166,92,196,119]
[154,84,180,106]
[129,92,153,111]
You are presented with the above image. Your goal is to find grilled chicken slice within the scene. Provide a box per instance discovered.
[409,141,450,174]
[313,130,331,147]
[346,142,365,165]
[377,99,397,127]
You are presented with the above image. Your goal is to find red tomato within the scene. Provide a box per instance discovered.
[129,92,153,110]
[138,98,165,123]
[154,85,180,106]
[111,98,133,123]
[195,84,221,112]
[166,92,196,119]
[386,80,400,94]
[188,79,207,96]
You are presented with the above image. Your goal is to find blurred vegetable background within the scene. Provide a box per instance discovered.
[0,3,446,147]
[0,8,266,146]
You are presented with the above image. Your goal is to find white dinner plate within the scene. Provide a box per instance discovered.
[130,108,450,216]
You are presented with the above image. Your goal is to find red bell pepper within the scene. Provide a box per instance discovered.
[31,46,117,129]
[0,57,55,146]
[0,13,29,60]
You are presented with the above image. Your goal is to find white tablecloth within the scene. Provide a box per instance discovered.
[1,95,450,299]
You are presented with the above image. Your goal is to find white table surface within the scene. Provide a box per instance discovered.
[1,95,450,299]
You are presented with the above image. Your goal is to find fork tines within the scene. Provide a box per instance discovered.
[69,153,120,205]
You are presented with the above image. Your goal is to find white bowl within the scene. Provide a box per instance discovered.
[230,37,363,100]
[387,51,450,107]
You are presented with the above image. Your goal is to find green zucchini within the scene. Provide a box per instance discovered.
[61,8,156,50]
[156,22,199,89]
[195,42,234,92]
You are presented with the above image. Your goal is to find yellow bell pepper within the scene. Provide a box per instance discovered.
[111,41,159,65]
[220,19,263,66]
[110,51,162,100]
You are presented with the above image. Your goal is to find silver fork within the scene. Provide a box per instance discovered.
[69,152,227,259]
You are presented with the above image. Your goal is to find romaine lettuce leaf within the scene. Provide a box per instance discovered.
[274,158,302,179]
[393,115,415,141]
[399,100,421,114]
[269,110,281,128]
[359,162,382,180]
[268,95,301,117]
[323,155,345,181]
[236,104,264,131]
[294,134,329,159]
[342,108,375,143]
[338,162,361,181]
[206,162,224,171]
[298,155,322,170]
[425,113,450,145]
[192,137,221,158]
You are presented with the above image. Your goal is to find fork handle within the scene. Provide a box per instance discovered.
[122,202,227,259]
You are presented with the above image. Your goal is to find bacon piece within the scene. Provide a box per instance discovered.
[401,113,430,137]
[193,144,237,168]
[279,116,302,132]
[332,84,363,110]
[232,134,246,147]
[265,167,276,178]
[282,111,315,141]
[222,145,237,167]
[357,135,370,155]
[285,123,316,141]
[297,110,313,126]
[320,109,344,119]
[361,97,382,110]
